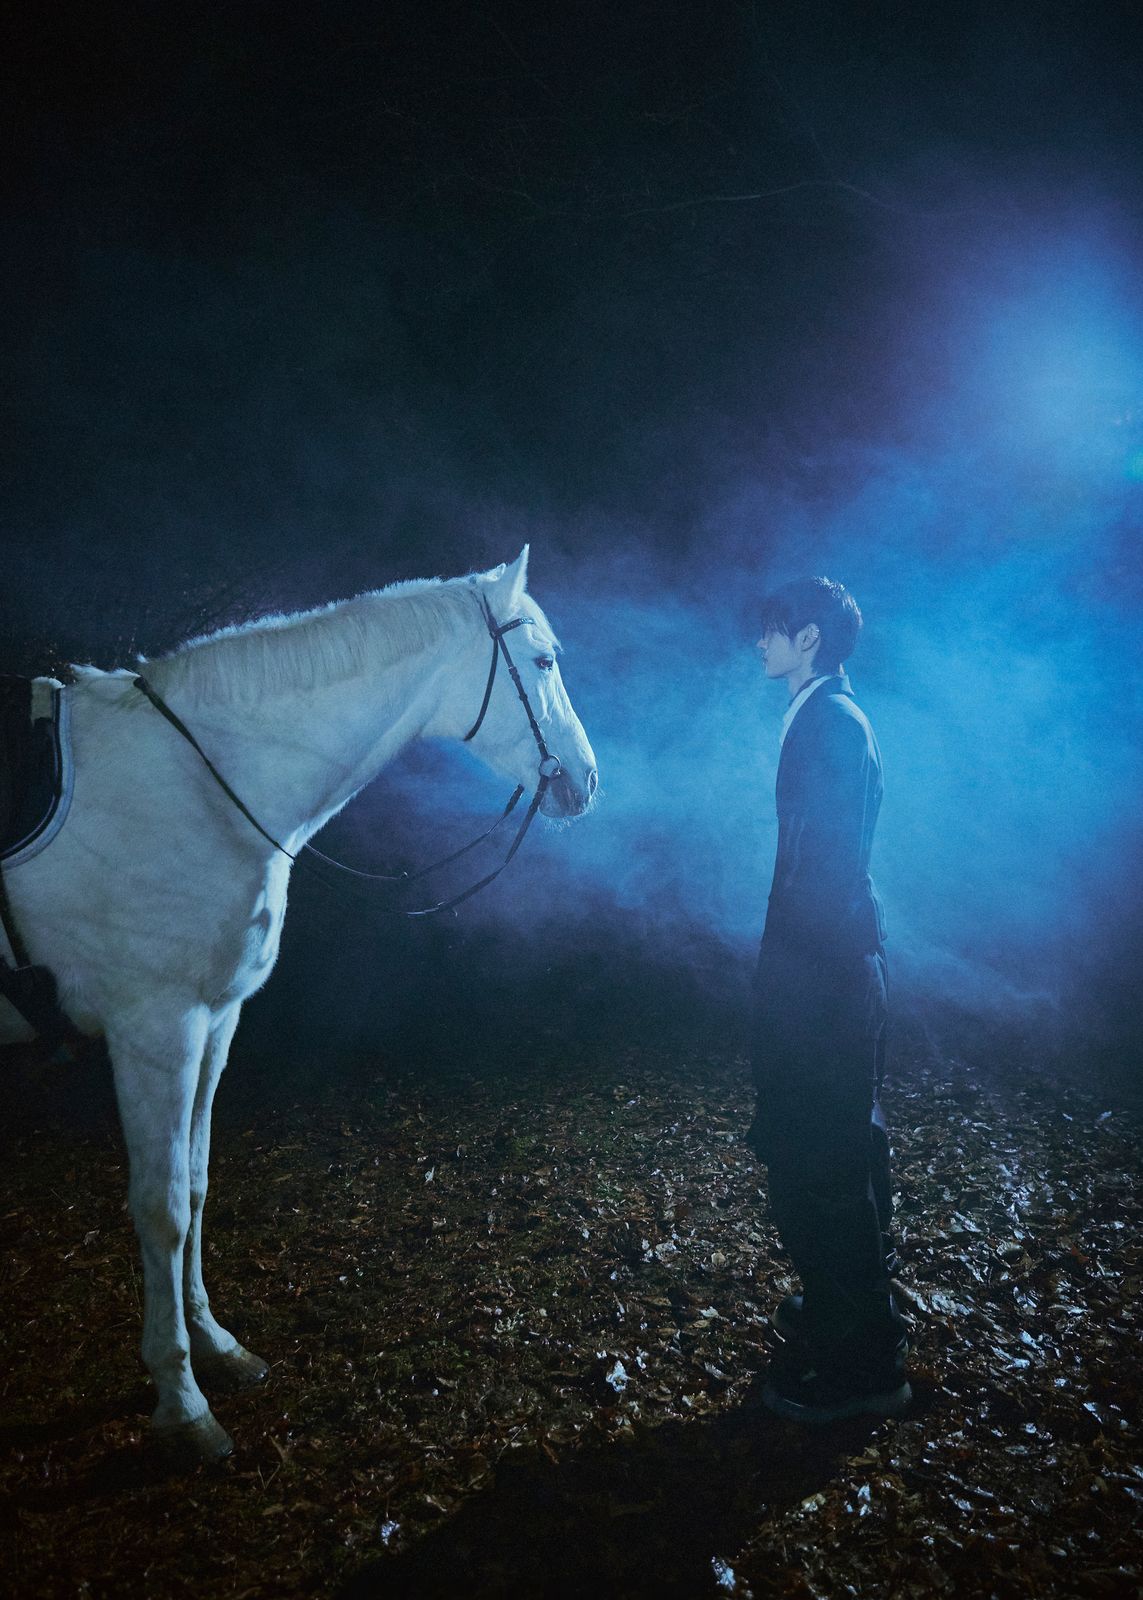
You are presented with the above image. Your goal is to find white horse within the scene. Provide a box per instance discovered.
[1,548,596,1462]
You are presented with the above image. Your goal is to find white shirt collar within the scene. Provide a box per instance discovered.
[778,674,832,749]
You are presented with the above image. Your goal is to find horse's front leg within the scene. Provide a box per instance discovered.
[109,1005,233,1461]
[184,1003,268,1392]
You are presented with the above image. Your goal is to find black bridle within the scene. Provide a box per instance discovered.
[132,593,564,916]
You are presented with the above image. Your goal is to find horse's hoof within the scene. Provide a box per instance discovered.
[151,1412,235,1467]
[195,1345,270,1393]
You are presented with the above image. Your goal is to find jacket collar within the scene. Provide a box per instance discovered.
[778,672,853,750]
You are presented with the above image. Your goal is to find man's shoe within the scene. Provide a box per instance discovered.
[761,1339,911,1425]
[771,1293,804,1339]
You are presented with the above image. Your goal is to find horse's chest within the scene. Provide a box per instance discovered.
[220,881,288,1003]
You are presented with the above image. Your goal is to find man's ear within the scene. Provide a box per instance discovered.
[797,622,820,656]
[495,545,530,611]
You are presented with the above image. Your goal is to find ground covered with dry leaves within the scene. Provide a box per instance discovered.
[2,1024,1140,1598]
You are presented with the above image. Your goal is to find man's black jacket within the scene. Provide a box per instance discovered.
[760,673,886,963]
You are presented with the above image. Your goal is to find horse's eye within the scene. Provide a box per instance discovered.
[536,655,555,672]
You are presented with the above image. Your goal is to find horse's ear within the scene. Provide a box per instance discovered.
[499,545,529,608]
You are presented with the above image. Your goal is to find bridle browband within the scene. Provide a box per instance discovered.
[132,592,564,917]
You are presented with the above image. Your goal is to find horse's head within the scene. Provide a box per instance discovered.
[458,548,598,818]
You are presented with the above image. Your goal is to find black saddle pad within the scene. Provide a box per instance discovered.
[0,675,63,860]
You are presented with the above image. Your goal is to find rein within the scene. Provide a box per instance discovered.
[132,594,563,917]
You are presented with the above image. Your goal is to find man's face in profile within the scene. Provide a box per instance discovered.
[758,628,801,681]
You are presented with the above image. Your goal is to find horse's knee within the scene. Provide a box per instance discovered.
[130,1188,191,1256]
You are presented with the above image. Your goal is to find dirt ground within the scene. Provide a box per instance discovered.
[1,1025,1140,1599]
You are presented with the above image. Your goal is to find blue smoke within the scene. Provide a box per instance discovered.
[331,219,1143,1045]
[6,188,1140,1068]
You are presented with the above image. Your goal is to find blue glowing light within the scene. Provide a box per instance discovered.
[338,223,1143,1030]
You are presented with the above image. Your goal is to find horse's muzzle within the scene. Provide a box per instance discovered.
[542,763,597,818]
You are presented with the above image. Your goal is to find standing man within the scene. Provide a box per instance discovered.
[748,576,910,1423]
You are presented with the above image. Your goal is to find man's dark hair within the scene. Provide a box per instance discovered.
[760,576,863,673]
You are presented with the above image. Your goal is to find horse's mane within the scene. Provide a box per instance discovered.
[141,577,480,705]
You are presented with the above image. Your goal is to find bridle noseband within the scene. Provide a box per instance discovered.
[132,591,566,916]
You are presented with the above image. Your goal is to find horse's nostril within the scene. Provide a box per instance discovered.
[586,767,598,797]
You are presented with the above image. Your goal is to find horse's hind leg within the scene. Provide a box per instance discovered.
[184,1003,268,1392]
[109,1005,233,1463]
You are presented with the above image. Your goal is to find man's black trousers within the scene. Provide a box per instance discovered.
[749,942,902,1357]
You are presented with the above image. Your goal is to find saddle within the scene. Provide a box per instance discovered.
[0,674,79,1045]
[1,675,65,859]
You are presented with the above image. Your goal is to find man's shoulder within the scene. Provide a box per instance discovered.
[802,683,873,738]
[826,690,873,730]
[785,684,879,770]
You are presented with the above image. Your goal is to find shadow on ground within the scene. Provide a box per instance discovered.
[339,1377,940,1600]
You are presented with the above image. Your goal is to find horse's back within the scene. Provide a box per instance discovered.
[4,672,291,1036]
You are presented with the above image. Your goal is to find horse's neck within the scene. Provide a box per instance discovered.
[171,601,469,849]
[277,658,443,845]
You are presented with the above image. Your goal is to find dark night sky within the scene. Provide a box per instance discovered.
[3,1,1142,1080]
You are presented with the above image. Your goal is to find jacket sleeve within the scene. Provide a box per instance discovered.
[770,711,877,955]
